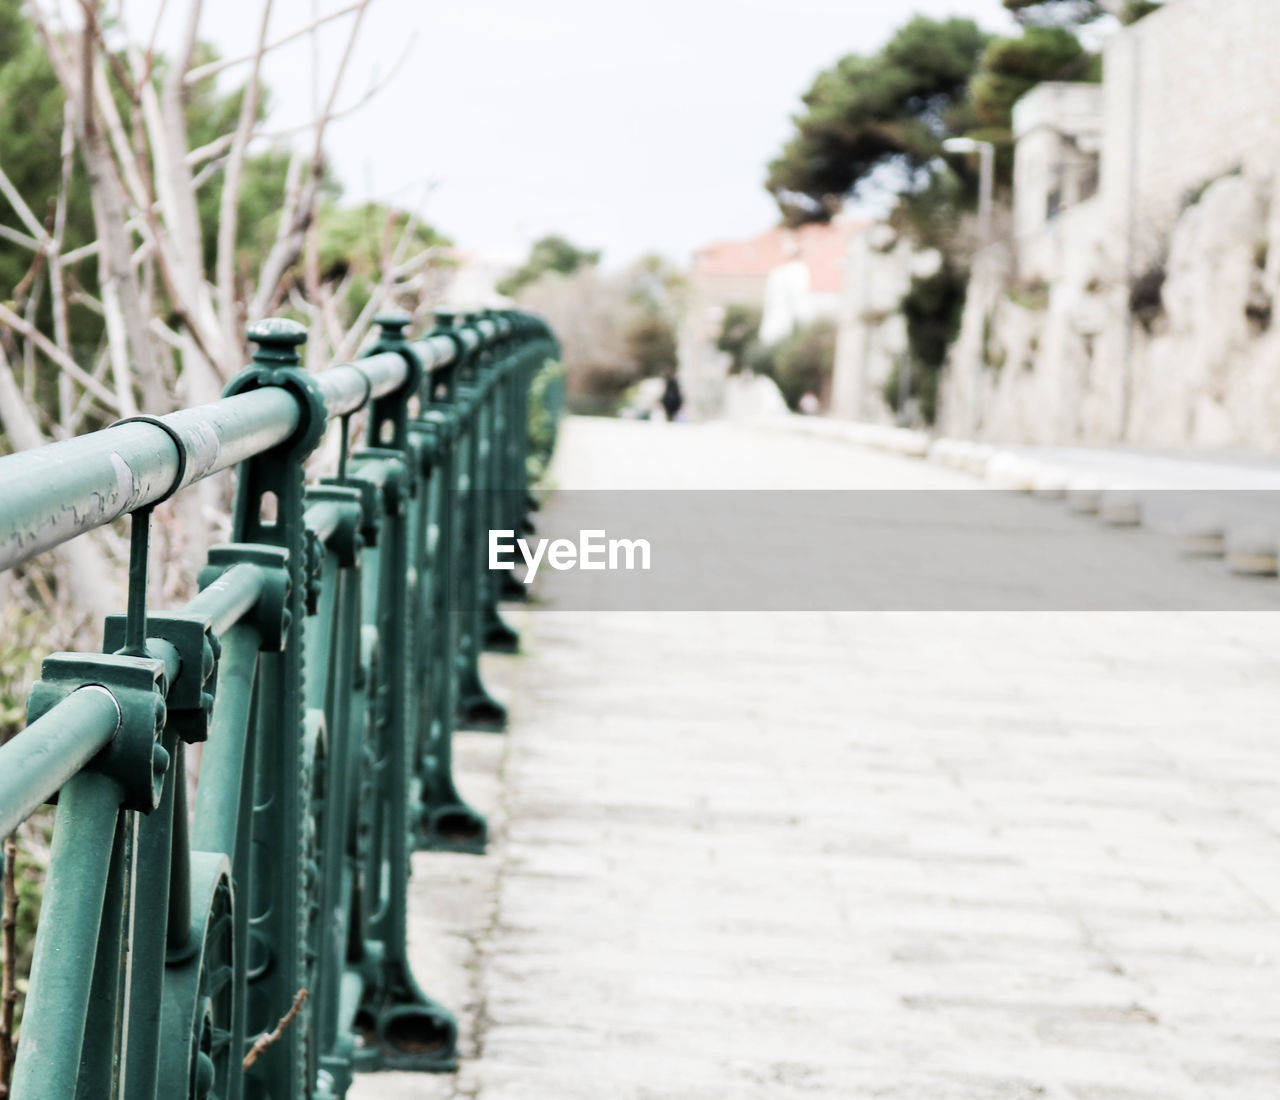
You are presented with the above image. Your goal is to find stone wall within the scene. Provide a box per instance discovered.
[1099,0,1280,268]
[1013,81,1102,265]
[938,170,1280,447]
[935,0,1280,448]
[830,226,942,423]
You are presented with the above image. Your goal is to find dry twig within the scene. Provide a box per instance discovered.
[242,988,307,1070]
[0,833,18,1098]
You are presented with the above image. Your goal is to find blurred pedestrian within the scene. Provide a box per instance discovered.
[661,371,683,422]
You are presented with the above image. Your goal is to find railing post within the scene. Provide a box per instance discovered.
[221,318,329,1099]
[339,312,460,1073]
[0,307,561,1100]
[404,318,488,853]
[451,313,508,731]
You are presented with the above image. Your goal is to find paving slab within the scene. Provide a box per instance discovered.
[353,418,1280,1099]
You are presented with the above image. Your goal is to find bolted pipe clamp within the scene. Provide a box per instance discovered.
[198,545,292,651]
[27,652,170,812]
[102,612,221,744]
[224,319,328,460]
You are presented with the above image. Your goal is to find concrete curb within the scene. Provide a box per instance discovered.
[751,414,1280,581]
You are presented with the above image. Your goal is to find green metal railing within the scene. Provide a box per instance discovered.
[0,308,560,1099]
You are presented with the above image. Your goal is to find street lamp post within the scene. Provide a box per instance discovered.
[942,137,995,259]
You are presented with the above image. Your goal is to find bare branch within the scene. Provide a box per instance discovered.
[78,0,139,108]
[50,100,76,353]
[191,156,227,192]
[168,0,203,88]
[59,239,101,265]
[312,0,372,163]
[156,0,227,375]
[148,316,188,351]
[184,4,361,86]
[332,280,387,364]
[247,0,372,324]
[89,61,151,218]
[1,834,18,1098]
[144,0,169,68]
[186,37,416,171]
[50,99,76,430]
[242,989,308,1070]
[0,301,121,412]
[185,132,234,168]
[67,347,112,436]
[0,165,50,244]
[216,0,275,352]
[0,226,40,253]
[247,145,306,323]
[0,335,47,452]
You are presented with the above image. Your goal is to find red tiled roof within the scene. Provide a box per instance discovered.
[692,221,866,293]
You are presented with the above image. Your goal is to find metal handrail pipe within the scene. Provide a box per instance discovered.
[304,501,345,547]
[316,351,409,418]
[0,344,435,574]
[0,388,300,574]
[413,334,463,371]
[182,562,266,635]
[0,686,122,836]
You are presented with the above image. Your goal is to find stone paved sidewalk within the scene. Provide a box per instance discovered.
[356,418,1280,1099]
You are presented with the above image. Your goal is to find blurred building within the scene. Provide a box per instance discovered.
[1012,82,1103,282]
[678,221,861,418]
[940,0,1280,448]
[1013,0,1280,282]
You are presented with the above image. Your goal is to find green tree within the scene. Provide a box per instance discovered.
[766,17,990,226]
[716,303,764,373]
[622,253,681,379]
[1004,0,1163,25]
[0,0,96,352]
[624,313,677,378]
[970,27,1093,133]
[0,5,325,368]
[767,319,838,410]
[498,235,601,298]
[892,264,967,423]
[307,200,451,318]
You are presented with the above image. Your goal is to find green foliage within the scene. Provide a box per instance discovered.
[766,16,990,226]
[1129,261,1166,331]
[1004,0,1164,25]
[0,0,97,358]
[1121,0,1163,22]
[0,602,50,1031]
[0,6,386,384]
[888,170,973,254]
[622,253,681,379]
[0,607,40,744]
[526,359,567,483]
[970,27,1090,132]
[626,253,686,311]
[896,265,967,423]
[624,312,677,379]
[715,304,763,374]
[754,318,838,410]
[1007,279,1050,310]
[1003,0,1103,25]
[307,201,451,318]
[498,235,601,299]
[982,314,1006,372]
[8,817,51,1029]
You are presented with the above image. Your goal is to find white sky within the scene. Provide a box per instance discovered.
[123,0,1019,266]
